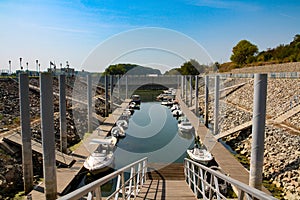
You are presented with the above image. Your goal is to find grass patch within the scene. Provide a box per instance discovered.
[0,114,3,120]
[234,154,250,170]
[262,180,284,199]
[13,191,25,200]
[13,117,20,125]
[69,132,91,152]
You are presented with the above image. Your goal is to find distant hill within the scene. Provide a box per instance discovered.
[103,63,161,75]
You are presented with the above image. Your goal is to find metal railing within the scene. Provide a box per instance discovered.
[57,157,148,200]
[184,158,277,200]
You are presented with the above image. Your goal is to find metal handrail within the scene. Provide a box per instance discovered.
[57,157,148,200]
[184,158,277,200]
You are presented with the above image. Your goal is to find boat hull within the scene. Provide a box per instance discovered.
[187,149,213,165]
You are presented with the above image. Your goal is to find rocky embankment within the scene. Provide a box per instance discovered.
[0,77,105,198]
[223,125,300,199]
[198,77,300,199]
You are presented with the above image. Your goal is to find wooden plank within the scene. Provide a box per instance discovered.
[136,180,196,200]
[3,133,74,166]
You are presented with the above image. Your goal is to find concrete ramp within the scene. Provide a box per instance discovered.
[215,121,252,140]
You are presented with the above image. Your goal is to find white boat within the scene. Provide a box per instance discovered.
[89,136,117,147]
[129,101,140,110]
[116,119,128,129]
[131,95,141,105]
[178,121,193,132]
[84,137,117,174]
[123,109,132,117]
[177,116,188,124]
[111,126,126,138]
[187,145,213,165]
[161,99,174,106]
[171,104,180,112]
[172,109,183,116]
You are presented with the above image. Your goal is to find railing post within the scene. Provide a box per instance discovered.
[19,73,33,194]
[40,73,57,200]
[204,75,209,127]
[59,74,67,153]
[214,75,220,135]
[136,163,141,194]
[128,167,134,199]
[187,162,191,188]
[249,74,268,190]
[121,172,126,200]
[87,74,93,133]
[192,163,196,194]
[95,187,101,200]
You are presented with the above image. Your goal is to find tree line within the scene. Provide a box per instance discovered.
[220,34,300,72]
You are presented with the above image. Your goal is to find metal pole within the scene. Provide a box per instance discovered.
[118,75,120,100]
[249,74,268,190]
[59,74,67,153]
[185,76,188,103]
[214,75,220,135]
[105,75,109,116]
[181,76,184,98]
[189,75,193,107]
[87,74,92,133]
[110,75,113,112]
[204,75,209,127]
[125,75,128,99]
[19,73,33,194]
[40,73,57,200]
[195,76,199,116]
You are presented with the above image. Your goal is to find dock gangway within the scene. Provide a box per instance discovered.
[57,157,276,200]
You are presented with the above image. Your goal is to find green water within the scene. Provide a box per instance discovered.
[114,102,195,169]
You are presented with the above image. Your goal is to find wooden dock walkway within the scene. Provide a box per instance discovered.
[176,90,270,194]
[136,163,196,200]
[29,99,131,199]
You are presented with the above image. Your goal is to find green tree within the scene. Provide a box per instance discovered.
[179,59,205,75]
[230,40,258,65]
[104,64,126,75]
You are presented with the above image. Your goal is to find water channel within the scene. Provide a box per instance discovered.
[74,90,195,195]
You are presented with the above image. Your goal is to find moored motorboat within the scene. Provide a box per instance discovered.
[111,126,126,138]
[187,145,213,165]
[178,121,193,132]
[177,116,188,124]
[171,104,180,112]
[129,101,140,110]
[84,147,115,174]
[116,119,128,129]
[84,137,117,174]
[131,95,141,105]
[172,109,183,117]
[161,99,174,106]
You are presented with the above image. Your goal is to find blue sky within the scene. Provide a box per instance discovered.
[0,0,299,73]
